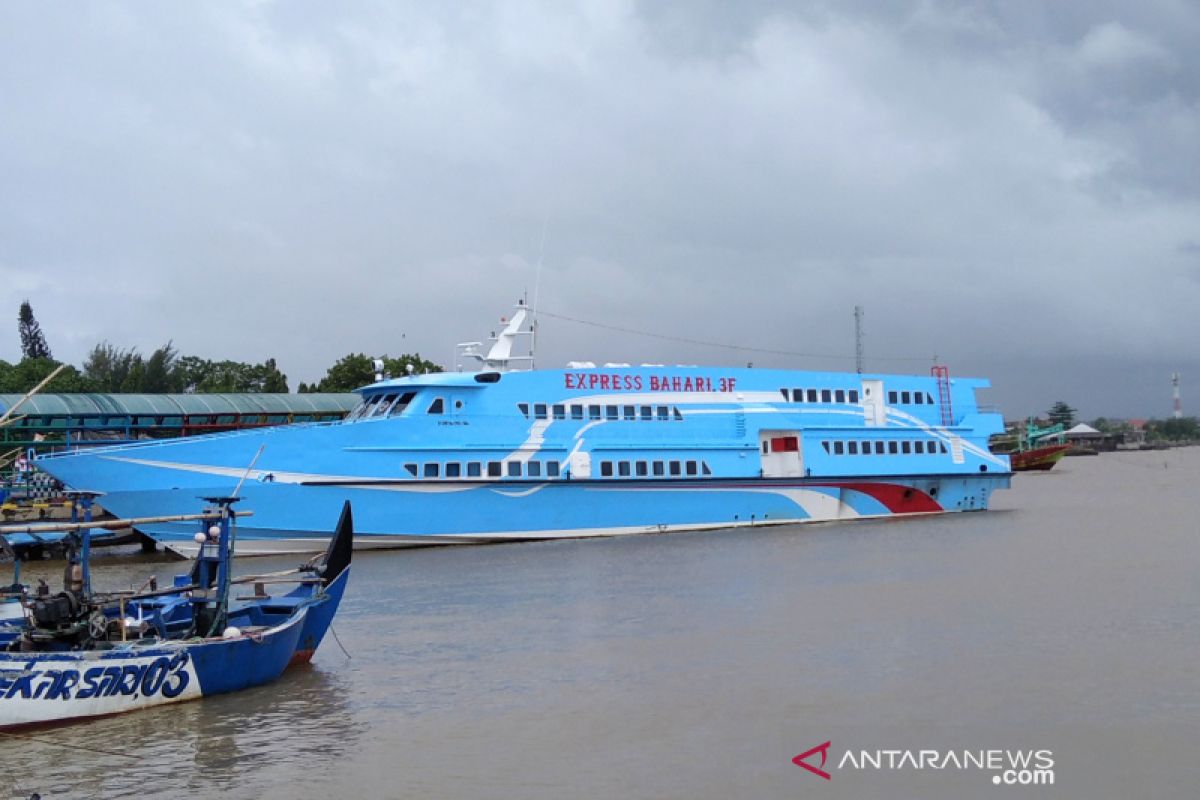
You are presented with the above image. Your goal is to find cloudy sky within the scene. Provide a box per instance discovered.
[2,1,1197,419]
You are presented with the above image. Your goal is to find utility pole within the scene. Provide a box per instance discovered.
[854,306,864,374]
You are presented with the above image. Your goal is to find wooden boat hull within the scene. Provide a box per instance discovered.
[0,608,305,729]
[1008,444,1071,472]
[0,502,354,729]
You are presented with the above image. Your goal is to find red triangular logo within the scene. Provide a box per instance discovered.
[793,741,832,780]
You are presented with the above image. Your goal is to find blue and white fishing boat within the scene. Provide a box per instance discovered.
[35,303,1010,556]
[0,500,352,729]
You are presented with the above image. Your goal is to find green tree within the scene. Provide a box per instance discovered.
[83,342,141,392]
[1146,417,1199,442]
[142,342,178,393]
[260,358,289,393]
[310,353,442,392]
[0,357,91,393]
[18,301,52,360]
[1046,401,1076,428]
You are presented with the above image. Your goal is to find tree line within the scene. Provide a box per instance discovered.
[1,301,441,395]
[1045,399,1199,443]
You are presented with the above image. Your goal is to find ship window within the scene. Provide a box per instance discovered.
[818,389,829,403]
[835,389,846,403]
[445,462,461,478]
[762,441,769,454]
[653,461,665,476]
[618,461,631,477]
[517,403,530,418]
[600,461,614,477]
[369,394,397,417]
[848,441,858,455]
[673,408,684,420]
[939,441,947,454]
[834,441,845,455]
[901,391,911,404]
[888,391,898,404]
[467,462,481,477]
[806,389,818,402]
[703,462,712,475]
[685,461,698,476]
[914,394,924,405]
[428,397,445,415]
[571,405,584,420]
[546,461,560,477]
[636,461,648,477]
[552,404,565,420]
[623,405,636,420]
[793,388,804,402]
[888,442,898,454]
[656,406,669,420]
[423,462,439,478]
[404,463,418,477]
[901,441,911,454]
[822,441,830,453]
[849,389,859,403]
[861,441,872,456]
[386,392,417,416]
[914,441,925,454]
[527,461,542,477]
[605,406,619,421]
[507,461,522,477]
[780,388,791,401]
[927,393,935,404]
[534,404,548,420]
[874,441,885,455]
[487,461,502,477]
[771,436,799,453]
[669,461,682,476]
[588,405,602,420]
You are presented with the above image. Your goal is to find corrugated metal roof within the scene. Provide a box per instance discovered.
[0,393,359,417]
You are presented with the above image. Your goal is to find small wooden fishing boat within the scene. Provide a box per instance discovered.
[0,498,352,729]
[1007,443,1071,472]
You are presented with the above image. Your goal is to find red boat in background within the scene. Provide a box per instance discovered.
[1007,443,1071,471]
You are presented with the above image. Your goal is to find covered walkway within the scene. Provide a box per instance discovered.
[0,393,359,454]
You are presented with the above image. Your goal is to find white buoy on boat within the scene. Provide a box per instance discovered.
[222,627,241,639]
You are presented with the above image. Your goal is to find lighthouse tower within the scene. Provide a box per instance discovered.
[1172,372,1182,419]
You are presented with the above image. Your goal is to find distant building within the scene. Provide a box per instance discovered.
[1063,423,1115,452]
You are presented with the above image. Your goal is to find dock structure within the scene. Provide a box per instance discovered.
[0,393,359,455]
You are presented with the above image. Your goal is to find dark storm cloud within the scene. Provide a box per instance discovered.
[0,1,1196,419]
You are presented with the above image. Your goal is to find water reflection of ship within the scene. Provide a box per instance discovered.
[3,665,357,798]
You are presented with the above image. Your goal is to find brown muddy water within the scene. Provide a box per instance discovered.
[2,449,1198,799]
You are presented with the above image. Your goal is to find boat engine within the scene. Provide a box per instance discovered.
[29,589,83,628]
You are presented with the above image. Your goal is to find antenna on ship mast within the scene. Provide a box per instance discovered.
[531,217,547,370]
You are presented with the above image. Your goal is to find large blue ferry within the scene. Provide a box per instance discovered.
[35,304,1011,555]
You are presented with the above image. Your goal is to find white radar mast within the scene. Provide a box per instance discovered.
[455,299,536,372]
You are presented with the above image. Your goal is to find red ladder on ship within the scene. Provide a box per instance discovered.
[931,365,954,426]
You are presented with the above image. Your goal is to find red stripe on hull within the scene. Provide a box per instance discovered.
[289,649,315,667]
[838,482,942,514]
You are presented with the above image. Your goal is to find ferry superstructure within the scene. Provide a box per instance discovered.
[35,305,1011,555]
